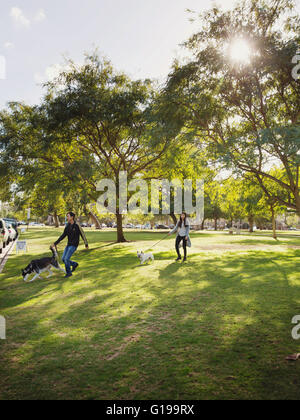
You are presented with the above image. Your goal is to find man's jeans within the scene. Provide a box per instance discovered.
[62,245,77,275]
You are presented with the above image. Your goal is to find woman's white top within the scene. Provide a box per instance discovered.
[178,220,190,237]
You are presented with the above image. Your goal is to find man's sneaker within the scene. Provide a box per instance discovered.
[72,263,79,272]
[176,257,182,261]
[183,257,187,262]
[64,273,72,278]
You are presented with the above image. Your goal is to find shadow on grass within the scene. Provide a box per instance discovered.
[0,243,299,399]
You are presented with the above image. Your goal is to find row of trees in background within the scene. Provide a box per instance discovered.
[0,0,299,242]
[2,166,297,240]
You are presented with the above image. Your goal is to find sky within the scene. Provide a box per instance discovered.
[0,0,242,108]
[0,0,299,109]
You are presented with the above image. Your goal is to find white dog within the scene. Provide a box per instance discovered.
[137,251,154,265]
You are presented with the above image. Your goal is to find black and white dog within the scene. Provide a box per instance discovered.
[22,246,65,282]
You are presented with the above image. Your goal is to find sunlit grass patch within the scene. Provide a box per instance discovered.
[0,229,299,399]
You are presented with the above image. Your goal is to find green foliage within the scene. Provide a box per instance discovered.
[165,0,300,214]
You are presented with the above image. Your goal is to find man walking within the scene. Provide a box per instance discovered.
[52,212,89,278]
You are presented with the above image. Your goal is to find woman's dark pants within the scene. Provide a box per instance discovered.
[176,235,187,258]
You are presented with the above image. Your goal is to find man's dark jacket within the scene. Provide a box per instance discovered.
[54,222,88,248]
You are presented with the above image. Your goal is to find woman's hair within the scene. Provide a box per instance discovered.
[67,212,76,220]
[178,212,188,228]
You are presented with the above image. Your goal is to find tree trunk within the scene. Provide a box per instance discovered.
[295,192,300,217]
[271,207,277,240]
[248,215,254,233]
[201,218,206,230]
[170,212,177,226]
[214,218,218,231]
[89,211,101,229]
[116,213,127,242]
[54,211,60,228]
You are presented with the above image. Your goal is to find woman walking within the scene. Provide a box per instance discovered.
[168,212,191,262]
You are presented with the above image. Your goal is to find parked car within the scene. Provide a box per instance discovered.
[156,224,169,230]
[124,223,134,228]
[142,223,151,229]
[8,225,17,242]
[0,218,10,250]
[3,219,17,236]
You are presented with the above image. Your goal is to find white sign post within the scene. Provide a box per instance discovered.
[27,208,31,231]
[16,240,27,254]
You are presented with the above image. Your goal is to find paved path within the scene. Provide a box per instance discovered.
[0,241,15,274]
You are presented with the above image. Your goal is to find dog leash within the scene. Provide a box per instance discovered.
[50,244,59,259]
[144,233,170,253]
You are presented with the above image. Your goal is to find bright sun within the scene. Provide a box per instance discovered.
[228,39,252,64]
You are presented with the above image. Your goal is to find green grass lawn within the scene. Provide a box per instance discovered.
[0,228,300,400]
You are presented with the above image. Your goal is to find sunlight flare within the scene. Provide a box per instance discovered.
[228,38,252,64]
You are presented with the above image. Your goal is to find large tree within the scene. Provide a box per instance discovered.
[0,55,180,242]
[164,0,300,214]
[0,102,99,226]
[41,54,179,241]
